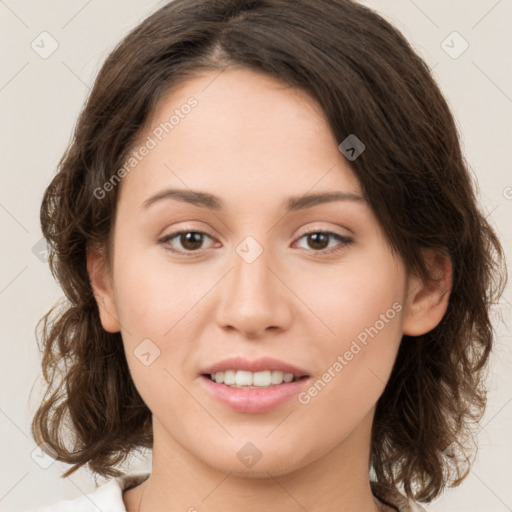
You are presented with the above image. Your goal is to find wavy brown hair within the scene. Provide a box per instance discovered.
[32,0,506,503]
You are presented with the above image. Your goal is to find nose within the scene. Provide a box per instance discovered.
[215,244,293,338]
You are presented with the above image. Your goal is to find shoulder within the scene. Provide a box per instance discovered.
[370,481,428,512]
[23,473,150,512]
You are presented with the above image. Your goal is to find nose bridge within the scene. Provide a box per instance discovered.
[215,235,291,336]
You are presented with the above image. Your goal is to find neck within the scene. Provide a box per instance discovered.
[126,409,390,512]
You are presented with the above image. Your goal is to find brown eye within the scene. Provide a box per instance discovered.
[178,232,204,251]
[306,232,330,250]
[159,230,214,254]
[295,231,353,255]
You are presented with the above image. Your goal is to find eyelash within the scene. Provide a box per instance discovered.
[158,229,353,257]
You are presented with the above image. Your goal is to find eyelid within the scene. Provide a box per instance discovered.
[293,223,352,240]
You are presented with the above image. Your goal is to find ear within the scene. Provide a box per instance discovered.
[402,249,452,336]
[87,244,121,333]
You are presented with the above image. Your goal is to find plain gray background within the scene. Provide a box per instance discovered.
[0,1,510,510]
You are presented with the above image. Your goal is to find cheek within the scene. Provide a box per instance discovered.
[110,240,218,405]
[293,246,405,344]
[111,239,210,342]
[294,250,405,416]
[296,312,403,447]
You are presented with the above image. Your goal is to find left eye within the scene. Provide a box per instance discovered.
[159,230,352,255]
[293,231,352,254]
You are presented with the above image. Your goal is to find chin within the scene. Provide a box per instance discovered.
[199,443,309,478]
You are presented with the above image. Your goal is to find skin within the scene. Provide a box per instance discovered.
[88,67,451,512]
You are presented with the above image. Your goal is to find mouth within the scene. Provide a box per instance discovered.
[198,356,311,412]
[199,356,310,389]
[199,372,311,413]
[201,371,309,389]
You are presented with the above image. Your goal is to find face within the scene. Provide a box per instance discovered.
[90,67,429,478]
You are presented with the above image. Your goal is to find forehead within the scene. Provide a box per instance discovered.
[117,67,363,211]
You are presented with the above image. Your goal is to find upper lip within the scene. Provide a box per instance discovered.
[201,356,310,377]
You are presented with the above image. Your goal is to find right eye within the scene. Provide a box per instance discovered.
[159,230,217,255]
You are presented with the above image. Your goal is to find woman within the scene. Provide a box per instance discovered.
[29,0,506,510]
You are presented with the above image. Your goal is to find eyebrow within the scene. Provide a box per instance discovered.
[142,188,365,212]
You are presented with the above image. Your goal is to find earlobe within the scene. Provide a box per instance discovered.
[402,249,452,337]
[86,245,121,333]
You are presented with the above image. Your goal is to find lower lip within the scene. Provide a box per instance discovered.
[199,375,310,413]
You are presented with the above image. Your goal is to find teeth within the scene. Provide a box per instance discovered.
[209,370,297,388]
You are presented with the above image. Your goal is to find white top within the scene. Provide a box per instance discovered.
[24,473,149,512]
[25,473,426,512]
